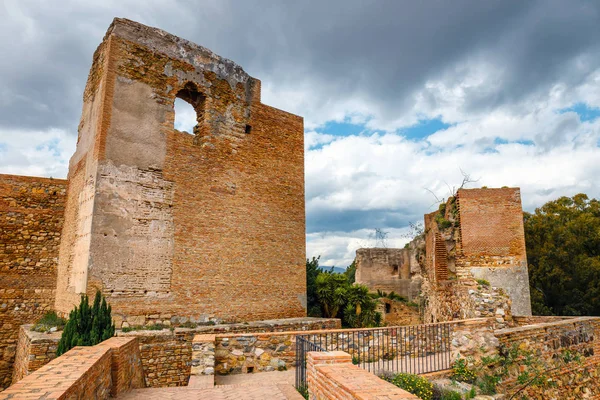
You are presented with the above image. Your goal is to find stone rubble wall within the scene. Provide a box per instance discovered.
[11,325,61,383]
[191,335,216,376]
[421,278,513,329]
[494,317,600,398]
[306,351,418,400]
[0,174,67,389]
[212,321,464,376]
[376,298,421,326]
[0,337,144,399]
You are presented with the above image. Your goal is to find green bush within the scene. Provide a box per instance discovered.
[476,278,490,287]
[32,312,66,333]
[383,373,433,400]
[436,389,462,400]
[56,290,115,356]
[451,358,477,383]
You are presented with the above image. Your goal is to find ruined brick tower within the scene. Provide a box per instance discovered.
[54,18,306,326]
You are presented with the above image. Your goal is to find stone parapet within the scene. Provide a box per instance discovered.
[11,325,61,383]
[306,351,418,399]
[0,337,144,399]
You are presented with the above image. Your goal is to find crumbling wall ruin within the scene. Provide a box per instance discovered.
[54,18,307,326]
[355,245,422,300]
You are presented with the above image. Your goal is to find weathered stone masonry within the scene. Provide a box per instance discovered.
[0,174,67,389]
[54,18,307,325]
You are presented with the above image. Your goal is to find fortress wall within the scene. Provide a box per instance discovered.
[0,174,66,389]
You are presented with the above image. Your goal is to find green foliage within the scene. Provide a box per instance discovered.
[524,194,600,316]
[345,260,356,284]
[451,358,477,383]
[121,324,169,332]
[32,312,66,333]
[475,278,490,287]
[315,272,348,318]
[306,256,322,317]
[374,289,408,302]
[452,344,585,397]
[297,385,309,400]
[467,387,477,398]
[383,373,433,400]
[433,388,462,400]
[343,284,382,328]
[56,290,115,356]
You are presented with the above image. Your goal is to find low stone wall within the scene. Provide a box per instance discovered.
[119,317,340,386]
[449,318,498,362]
[11,325,61,383]
[9,317,340,388]
[512,315,575,326]
[306,351,418,399]
[212,319,488,376]
[0,337,144,399]
[494,317,600,398]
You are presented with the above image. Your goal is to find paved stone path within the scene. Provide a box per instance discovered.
[119,384,303,400]
[119,370,302,399]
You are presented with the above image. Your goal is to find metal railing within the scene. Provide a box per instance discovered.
[295,322,454,390]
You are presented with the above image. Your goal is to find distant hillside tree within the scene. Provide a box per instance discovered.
[306,256,322,317]
[345,260,356,284]
[57,290,115,356]
[525,194,600,316]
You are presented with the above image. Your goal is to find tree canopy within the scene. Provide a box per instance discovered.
[525,193,600,316]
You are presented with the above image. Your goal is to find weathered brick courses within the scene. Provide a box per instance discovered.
[0,174,66,389]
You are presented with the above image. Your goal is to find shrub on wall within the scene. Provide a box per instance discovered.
[56,290,115,356]
[383,372,433,400]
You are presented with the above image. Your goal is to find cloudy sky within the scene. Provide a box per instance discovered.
[2,0,600,267]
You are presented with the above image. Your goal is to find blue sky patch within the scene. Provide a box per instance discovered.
[559,102,600,122]
[400,118,451,140]
[317,120,367,136]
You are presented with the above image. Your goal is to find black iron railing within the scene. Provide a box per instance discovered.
[295,322,454,390]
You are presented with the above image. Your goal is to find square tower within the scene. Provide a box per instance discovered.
[55,18,306,325]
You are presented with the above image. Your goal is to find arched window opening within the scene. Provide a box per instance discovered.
[392,265,399,275]
[174,82,206,136]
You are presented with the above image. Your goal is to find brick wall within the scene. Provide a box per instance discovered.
[306,351,418,399]
[11,325,60,383]
[0,337,144,399]
[456,188,526,267]
[0,174,66,389]
[55,17,306,325]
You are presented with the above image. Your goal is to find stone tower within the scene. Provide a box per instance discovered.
[55,18,306,326]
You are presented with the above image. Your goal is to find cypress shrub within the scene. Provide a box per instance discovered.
[56,290,115,356]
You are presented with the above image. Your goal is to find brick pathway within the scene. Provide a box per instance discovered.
[118,383,304,399]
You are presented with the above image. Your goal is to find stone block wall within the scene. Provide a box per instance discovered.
[493,317,600,397]
[191,335,215,376]
[11,325,60,383]
[0,337,144,399]
[306,351,418,399]
[55,18,307,325]
[0,174,66,389]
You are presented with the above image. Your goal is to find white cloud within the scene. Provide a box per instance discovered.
[0,128,74,178]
